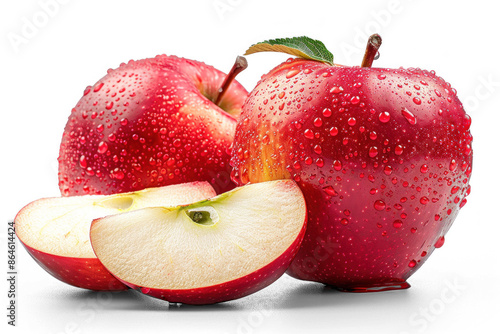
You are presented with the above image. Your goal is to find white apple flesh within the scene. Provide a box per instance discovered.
[90,180,307,304]
[15,182,216,290]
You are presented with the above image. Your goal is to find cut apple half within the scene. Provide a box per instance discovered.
[90,180,307,304]
[15,182,216,290]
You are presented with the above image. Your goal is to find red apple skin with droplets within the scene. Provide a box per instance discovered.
[59,55,248,196]
[231,58,473,291]
[21,244,127,290]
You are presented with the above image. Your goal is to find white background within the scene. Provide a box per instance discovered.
[1,0,499,333]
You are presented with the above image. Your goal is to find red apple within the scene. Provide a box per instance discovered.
[59,55,248,196]
[15,182,216,290]
[90,180,307,304]
[230,36,473,291]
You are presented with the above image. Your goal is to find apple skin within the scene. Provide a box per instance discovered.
[231,58,472,291]
[107,222,307,305]
[20,243,128,290]
[59,55,248,196]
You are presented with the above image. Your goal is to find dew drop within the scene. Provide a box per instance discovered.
[323,186,337,196]
[330,86,343,94]
[401,108,417,125]
[333,160,342,171]
[93,82,104,92]
[97,141,108,154]
[369,147,378,158]
[408,260,417,268]
[420,196,429,205]
[340,218,349,226]
[322,108,332,117]
[434,236,445,248]
[412,97,421,105]
[393,220,403,228]
[79,155,87,168]
[379,111,391,123]
[286,69,300,78]
[449,159,457,171]
[304,129,314,139]
[329,127,339,136]
[395,145,403,155]
[374,200,386,211]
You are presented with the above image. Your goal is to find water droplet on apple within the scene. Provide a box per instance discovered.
[408,260,417,268]
[322,108,332,117]
[97,141,108,154]
[93,82,104,92]
[434,236,445,248]
[330,86,343,94]
[412,97,421,105]
[420,197,429,205]
[105,101,114,110]
[348,117,356,126]
[333,160,342,171]
[323,186,337,196]
[314,118,323,127]
[420,165,428,173]
[79,155,87,168]
[329,127,339,136]
[111,169,125,180]
[286,69,300,78]
[449,159,457,171]
[393,220,403,228]
[340,218,349,225]
[304,129,314,139]
[379,111,391,123]
[369,147,378,158]
[350,96,360,105]
[395,145,403,155]
[459,198,467,208]
[83,86,92,96]
[374,200,386,211]
[401,108,417,125]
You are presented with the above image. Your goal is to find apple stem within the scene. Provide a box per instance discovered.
[215,56,248,106]
[361,34,382,68]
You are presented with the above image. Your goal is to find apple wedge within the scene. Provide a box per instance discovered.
[90,180,307,304]
[15,182,216,290]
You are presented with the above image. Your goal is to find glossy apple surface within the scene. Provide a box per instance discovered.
[231,58,472,291]
[90,180,307,304]
[15,182,216,290]
[59,55,248,196]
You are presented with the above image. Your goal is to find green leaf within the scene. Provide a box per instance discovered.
[244,36,334,65]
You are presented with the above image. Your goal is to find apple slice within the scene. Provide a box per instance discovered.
[15,182,216,291]
[90,180,307,304]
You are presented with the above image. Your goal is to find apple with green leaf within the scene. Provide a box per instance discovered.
[90,180,307,304]
[59,55,248,196]
[15,182,216,290]
[230,35,472,291]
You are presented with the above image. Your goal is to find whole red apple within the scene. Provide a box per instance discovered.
[59,55,248,196]
[231,36,472,291]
